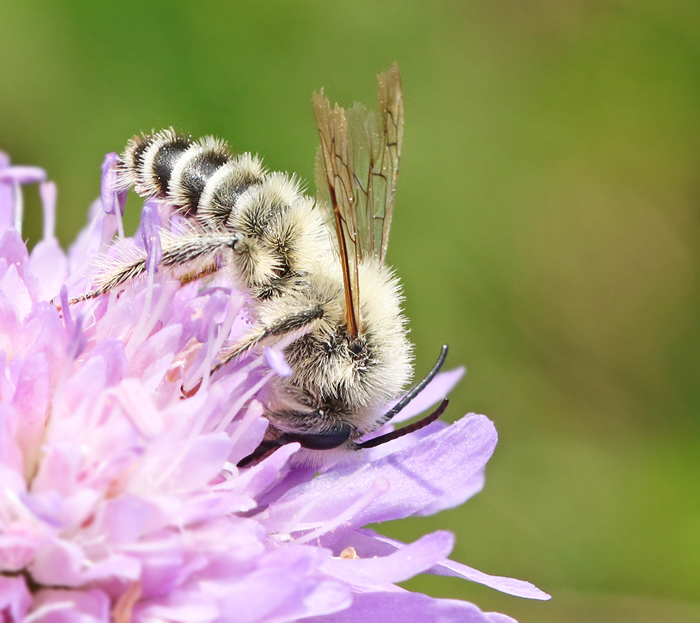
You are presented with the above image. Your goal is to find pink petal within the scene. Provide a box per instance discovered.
[161,433,232,490]
[321,530,454,587]
[127,323,183,387]
[17,304,67,390]
[85,339,128,387]
[213,548,350,623]
[0,264,32,320]
[0,228,31,279]
[0,290,19,356]
[12,352,50,475]
[30,588,110,623]
[230,442,300,500]
[263,414,497,530]
[263,346,293,377]
[429,558,551,601]
[338,529,551,601]
[0,529,39,572]
[305,590,508,623]
[29,238,68,301]
[414,469,486,516]
[0,575,31,621]
[0,405,24,475]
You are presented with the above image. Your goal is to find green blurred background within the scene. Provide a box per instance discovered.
[2,1,699,621]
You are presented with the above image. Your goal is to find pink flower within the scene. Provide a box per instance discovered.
[0,152,549,622]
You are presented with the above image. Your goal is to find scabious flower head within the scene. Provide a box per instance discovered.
[0,152,549,622]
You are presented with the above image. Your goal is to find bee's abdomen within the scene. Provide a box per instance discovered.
[166,136,231,215]
[121,129,192,200]
[120,128,257,218]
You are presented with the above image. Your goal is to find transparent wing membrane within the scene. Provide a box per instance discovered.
[313,64,404,335]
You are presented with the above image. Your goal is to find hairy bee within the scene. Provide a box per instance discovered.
[74,65,449,465]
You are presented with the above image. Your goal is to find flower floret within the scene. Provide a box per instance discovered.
[0,152,548,622]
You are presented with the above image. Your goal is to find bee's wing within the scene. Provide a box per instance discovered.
[353,63,403,263]
[313,86,361,337]
[313,64,404,336]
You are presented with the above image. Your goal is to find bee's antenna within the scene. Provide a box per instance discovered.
[356,399,449,449]
[377,344,449,425]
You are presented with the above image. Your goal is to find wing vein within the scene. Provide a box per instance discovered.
[312,64,404,336]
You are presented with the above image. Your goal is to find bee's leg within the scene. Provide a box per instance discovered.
[69,231,237,304]
[212,305,324,374]
[178,259,219,285]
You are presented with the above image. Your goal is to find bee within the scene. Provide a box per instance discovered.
[74,64,450,466]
